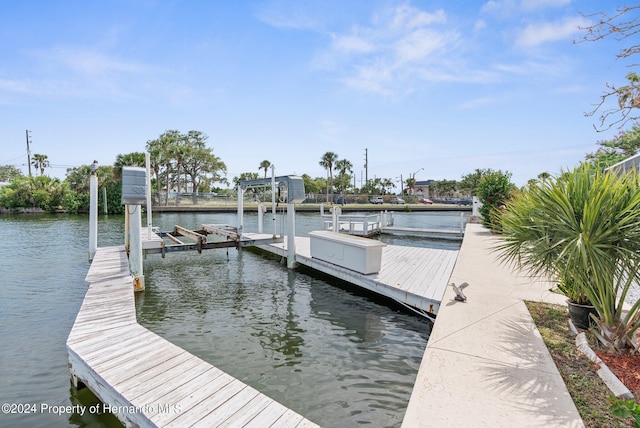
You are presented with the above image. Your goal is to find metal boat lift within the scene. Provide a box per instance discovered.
[236,167,305,268]
[139,167,305,270]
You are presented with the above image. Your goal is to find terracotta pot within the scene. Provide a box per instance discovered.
[567,300,597,330]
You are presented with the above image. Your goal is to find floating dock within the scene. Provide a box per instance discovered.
[251,233,459,317]
[67,246,319,427]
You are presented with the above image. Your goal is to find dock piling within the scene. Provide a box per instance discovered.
[89,161,98,261]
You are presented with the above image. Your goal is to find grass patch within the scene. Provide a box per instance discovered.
[526,301,633,427]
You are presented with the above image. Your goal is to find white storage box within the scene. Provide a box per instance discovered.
[309,230,386,274]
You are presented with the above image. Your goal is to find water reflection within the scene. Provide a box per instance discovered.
[0,211,459,427]
[137,245,432,427]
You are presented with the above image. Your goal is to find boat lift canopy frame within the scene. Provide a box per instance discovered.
[238,169,305,269]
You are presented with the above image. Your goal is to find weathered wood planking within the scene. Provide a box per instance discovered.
[67,245,319,427]
[253,235,459,315]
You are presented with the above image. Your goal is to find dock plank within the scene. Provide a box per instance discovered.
[68,245,318,428]
[258,236,458,315]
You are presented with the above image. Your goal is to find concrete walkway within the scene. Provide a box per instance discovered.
[402,223,585,427]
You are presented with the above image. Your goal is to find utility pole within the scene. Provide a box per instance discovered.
[364,148,368,187]
[25,130,32,177]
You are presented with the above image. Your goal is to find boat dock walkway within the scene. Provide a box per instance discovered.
[402,223,584,427]
[251,234,459,317]
[67,245,319,427]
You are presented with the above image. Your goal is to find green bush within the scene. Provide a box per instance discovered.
[476,170,515,230]
[496,163,640,353]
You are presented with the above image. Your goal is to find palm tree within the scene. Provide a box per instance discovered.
[335,158,353,196]
[496,163,640,353]
[259,160,271,178]
[319,152,338,202]
[258,160,272,202]
[31,154,50,176]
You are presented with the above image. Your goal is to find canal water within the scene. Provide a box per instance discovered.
[0,211,464,428]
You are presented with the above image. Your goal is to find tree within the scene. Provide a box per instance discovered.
[319,152,338,202]
[335,159,353,194]
[0,165,23,182]
[301,174,323,195]
[585,122,640,169]
[31,154,50,176]
[232,172,259,190]
[476,169,515,230]
[259,160,271,178]
[497,163,640,353]
[182,131,227,203]
[114,152,146,178]
[578,5,640,130]
[380,178,395,195]
[431,179,458,197]
[459,169,488,196]
[405,177,416,195]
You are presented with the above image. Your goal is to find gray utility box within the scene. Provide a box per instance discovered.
[121,166,147,205]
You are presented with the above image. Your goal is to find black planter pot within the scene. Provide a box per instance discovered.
[567,300,598,330]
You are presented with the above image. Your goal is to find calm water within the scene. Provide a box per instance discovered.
[0,211,463,427]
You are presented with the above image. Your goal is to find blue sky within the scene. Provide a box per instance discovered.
[0,0,632,188]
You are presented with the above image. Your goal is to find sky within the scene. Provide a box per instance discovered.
[0,0,634,188]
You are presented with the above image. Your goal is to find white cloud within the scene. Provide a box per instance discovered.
[331,33,375,54]
[39,46,150,77]
[319,4,463,94]
[515,16,590,47]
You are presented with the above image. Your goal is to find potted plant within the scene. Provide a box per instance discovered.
[495,163,640,353]
[555,278,596,330]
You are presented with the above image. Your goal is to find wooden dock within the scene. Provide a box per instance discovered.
[381,226,464,241]
[67,245,319,427]
[252,234,459,317]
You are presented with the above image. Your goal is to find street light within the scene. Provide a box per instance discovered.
[396,175,403,196]
[410,168,423,195]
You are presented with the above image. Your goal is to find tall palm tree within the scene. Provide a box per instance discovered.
[31,153,50,176]
[335,158,353,195]
[319,152,338,202]
[258,160,272,202]
[259,160,271,178]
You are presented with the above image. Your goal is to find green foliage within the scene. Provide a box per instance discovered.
[610,397,640,427]
[232,172,259,189]
[586,122,640,169]
[31,153,50,176]
[302,174,323,194]
[146,130,227,205]
[430,179,458,197]
[476,169,515,230]
[497,163,640,353]
[319,151,339,199]
[61,190,88,214]
[0,175,65,211]
[0,165,23,182]
[114,152,146,178]
[459,169,488,195]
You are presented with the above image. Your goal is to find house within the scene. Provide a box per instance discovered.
[606,152,640,174]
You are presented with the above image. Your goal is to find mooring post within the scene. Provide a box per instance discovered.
[88,161,98,261]
[145,152,152,240]
[121,166,147,291]
[258,202,264,234]
[287,202,296,269]
[128,204,145,291]
[237,186,244,238]
[271,165,276,238]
